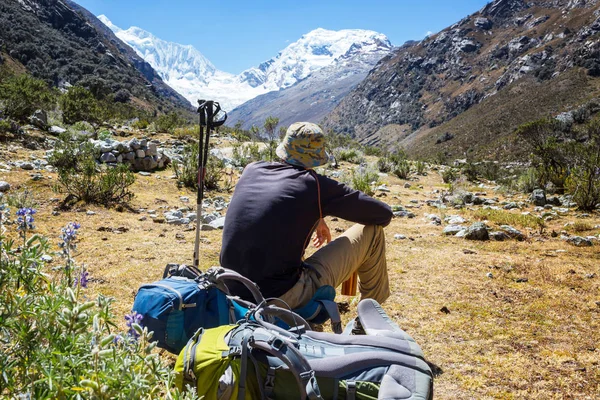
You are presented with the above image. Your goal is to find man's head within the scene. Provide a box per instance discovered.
[276,122,329,169]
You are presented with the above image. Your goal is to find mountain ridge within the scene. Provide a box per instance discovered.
[322,0,600,159]
[99,16,393,112]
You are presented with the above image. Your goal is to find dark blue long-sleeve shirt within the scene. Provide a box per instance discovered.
[220,161,392,299]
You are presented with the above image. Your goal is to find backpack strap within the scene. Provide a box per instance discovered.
[247,327,323,400]
[182,328,204,388]
[206,267,266,305]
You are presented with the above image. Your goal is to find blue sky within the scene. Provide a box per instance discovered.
[75,0,490,74]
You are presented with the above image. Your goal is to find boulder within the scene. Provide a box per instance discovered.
[475,17,492,29]
[29,109,48,129]
[566,236,593,247]
[443,225,465,236]
[100,153,117,163]
[464,222,489,241]
[0,181,10,192]
[136,149,146,158]
[49,126,67,135]
[208,216,226,229]
[490,231,510,241]
[129,138,141,150]
[531,189,546,206]
[500,225,525,241]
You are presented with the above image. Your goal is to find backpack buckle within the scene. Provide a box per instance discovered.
[268,336,285,351]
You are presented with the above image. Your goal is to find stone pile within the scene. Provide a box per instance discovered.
[91,138,171,172]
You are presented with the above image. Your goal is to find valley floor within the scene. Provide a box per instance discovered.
[1,133,599,399]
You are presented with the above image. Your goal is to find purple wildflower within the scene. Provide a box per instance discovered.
[74,270,90,288]
[16,208,36,232]
[59,222,80,246]
[113,334,123,345]
[125,311,143,338]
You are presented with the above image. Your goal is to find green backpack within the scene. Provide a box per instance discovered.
[174,299,433,400]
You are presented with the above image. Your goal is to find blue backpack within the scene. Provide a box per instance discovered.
[132,266,266,353]
[132,265,343,354]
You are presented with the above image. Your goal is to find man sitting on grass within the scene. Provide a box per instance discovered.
[220,122,392,308]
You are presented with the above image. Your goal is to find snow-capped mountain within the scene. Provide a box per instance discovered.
[98,15,392,111]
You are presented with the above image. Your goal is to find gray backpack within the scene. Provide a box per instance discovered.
[176,299,433,399]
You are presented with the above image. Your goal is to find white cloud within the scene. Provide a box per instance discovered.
[424,30,434,38]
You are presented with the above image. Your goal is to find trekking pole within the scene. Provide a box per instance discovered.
[193,100,227,268]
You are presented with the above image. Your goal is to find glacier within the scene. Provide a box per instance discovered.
[98,15,392,112]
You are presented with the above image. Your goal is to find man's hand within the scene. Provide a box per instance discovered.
[313,218,332,248]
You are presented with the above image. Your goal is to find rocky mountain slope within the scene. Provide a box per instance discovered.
[226,38,393,130]
[99,17,392,112]
[323,0,600,159]
[0,0,190,112]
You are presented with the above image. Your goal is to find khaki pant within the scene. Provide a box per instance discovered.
[280,224,390,309]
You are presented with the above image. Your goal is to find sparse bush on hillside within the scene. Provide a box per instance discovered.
[173,142,226,191]
[0,118,14,134]
[5,186,37,209]
[516,118,569,191]
[0,73,55,122]
[377,156,393,173]
[349,166,379,196]
[51,139,135,206]
[132,118,150,130]
[565,120,600,211]
[173,125,197,139]
[60,86,103,128]
[415,160,427,175]
[334,148,365,164]
[441,168,459,184]
[155,112,183,133]
[518,168,541,193]
[392,159,411,180]
[231,142,262,168]
[461,161,479,182]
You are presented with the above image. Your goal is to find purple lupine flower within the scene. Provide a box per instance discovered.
[74,270,90,288]
[59,222,81,246]
[16,208,36,231]
[113,334,123,345]
[125,311,144,338]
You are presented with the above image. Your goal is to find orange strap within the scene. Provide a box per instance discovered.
[301,169,323,259]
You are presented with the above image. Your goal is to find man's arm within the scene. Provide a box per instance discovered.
[319,175,393,227]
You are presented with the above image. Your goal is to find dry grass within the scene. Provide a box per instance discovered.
[471,208,546,231]
[1,137,599,399]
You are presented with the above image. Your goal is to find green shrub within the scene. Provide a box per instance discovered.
[462,162,479,182]
[173,142,226,191]
[5,187,37,209]
[363,145,383,157]
[350,166,379,196]
[565,143,600,211]
[155,112,183,133]
[0,212,193,398]
[441,168,459,183]
[518,168,540,193]
[60,86,103,127]
[478,162,500,181]
[415,160,427,175]
[334,148,365,164]
[392,159,411,179]
[132,119,150,130]
[173,125,197,139]
[231,142,261,168]
[516,118,569,191]
[0,118,14,134]
[98,130,112,141]
[377,156,393,173]
[51,140,135,206]
[0,73,55,122]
